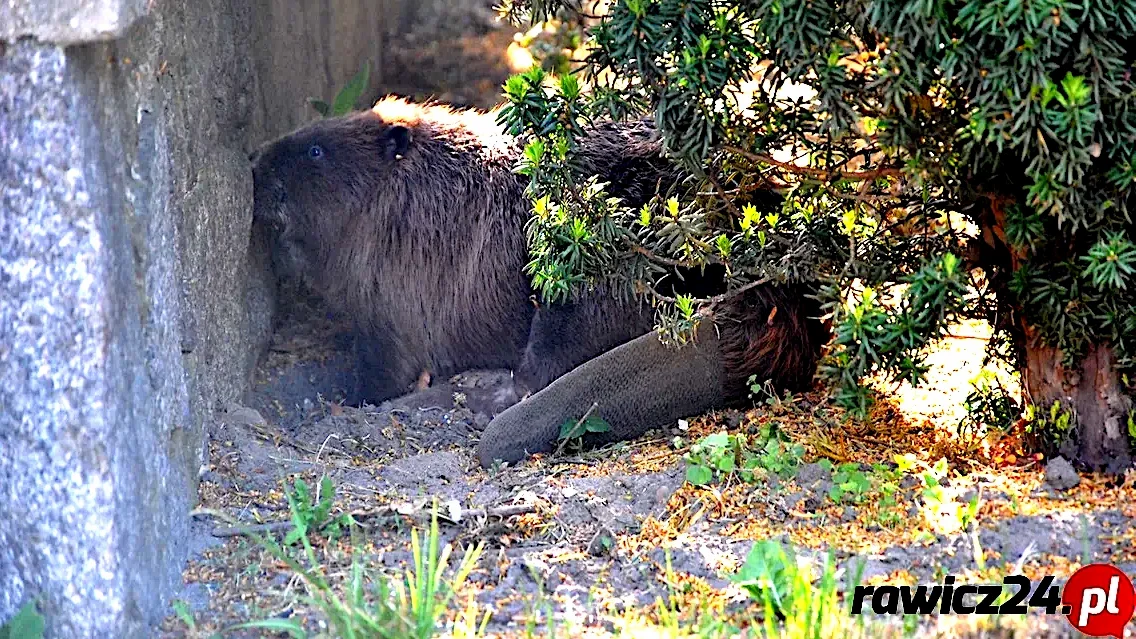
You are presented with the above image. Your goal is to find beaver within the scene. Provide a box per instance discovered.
[250,97,828,467]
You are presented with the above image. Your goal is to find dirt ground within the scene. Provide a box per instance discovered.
[157,274,1136,638]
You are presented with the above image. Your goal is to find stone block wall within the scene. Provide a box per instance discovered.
[0,0,510,636]
[1,1,271,635]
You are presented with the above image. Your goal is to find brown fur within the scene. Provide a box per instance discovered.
[714,284,830,401]
[251,97,828,460]
[253,100,535,401]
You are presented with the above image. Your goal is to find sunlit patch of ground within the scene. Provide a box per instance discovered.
[587,319,1135,637]
[883,319,1008,428]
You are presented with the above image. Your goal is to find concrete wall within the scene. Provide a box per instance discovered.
[0,0,509,636]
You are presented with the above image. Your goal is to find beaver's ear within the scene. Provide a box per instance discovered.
[382,125,412,161]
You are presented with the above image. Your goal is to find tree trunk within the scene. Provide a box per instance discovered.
[965,193,1133,472]
[1022,327,1133,473]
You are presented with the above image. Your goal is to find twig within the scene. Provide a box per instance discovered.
[553,401,600,458]
[314,434,340,463]
[246,422,352,458]
[207,502,538,538]
[465,504,539,518]
[266,455,320,465]
[703,171,792,245]
[548,457,600,466]
[706,276,772,307]
[722,145,903,180]
[820,182,891,204]
[627,242,690,268]
[644,275,771,308]
[706,171,746,220]
[623,240,770,282]
[212,521,293,537]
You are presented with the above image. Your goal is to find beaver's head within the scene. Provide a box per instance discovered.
[250,111,412,285]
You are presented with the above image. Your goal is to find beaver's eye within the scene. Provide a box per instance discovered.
[308,145,324,159]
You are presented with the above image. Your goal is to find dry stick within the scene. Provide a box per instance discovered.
[627,242,690,269]
[944,331,989,340]
[208,503,537,538]
[625,241,768,281]
[247,421,351,459]
[641,271,772,307]
[722,145,903,181]
[212,520,293,537]
[547,457,599,466]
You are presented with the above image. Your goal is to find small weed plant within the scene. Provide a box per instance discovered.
[684,424,804,486]
[822,459,909,528]
[220,479,486,639]
[0,601,44,639]
[309,61,371,117]
[284,475,354,545]
[733,540,867,639]
[959,370,1021,437]
[554,402,612,456]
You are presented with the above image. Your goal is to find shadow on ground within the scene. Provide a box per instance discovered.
[163,291,1136,637]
